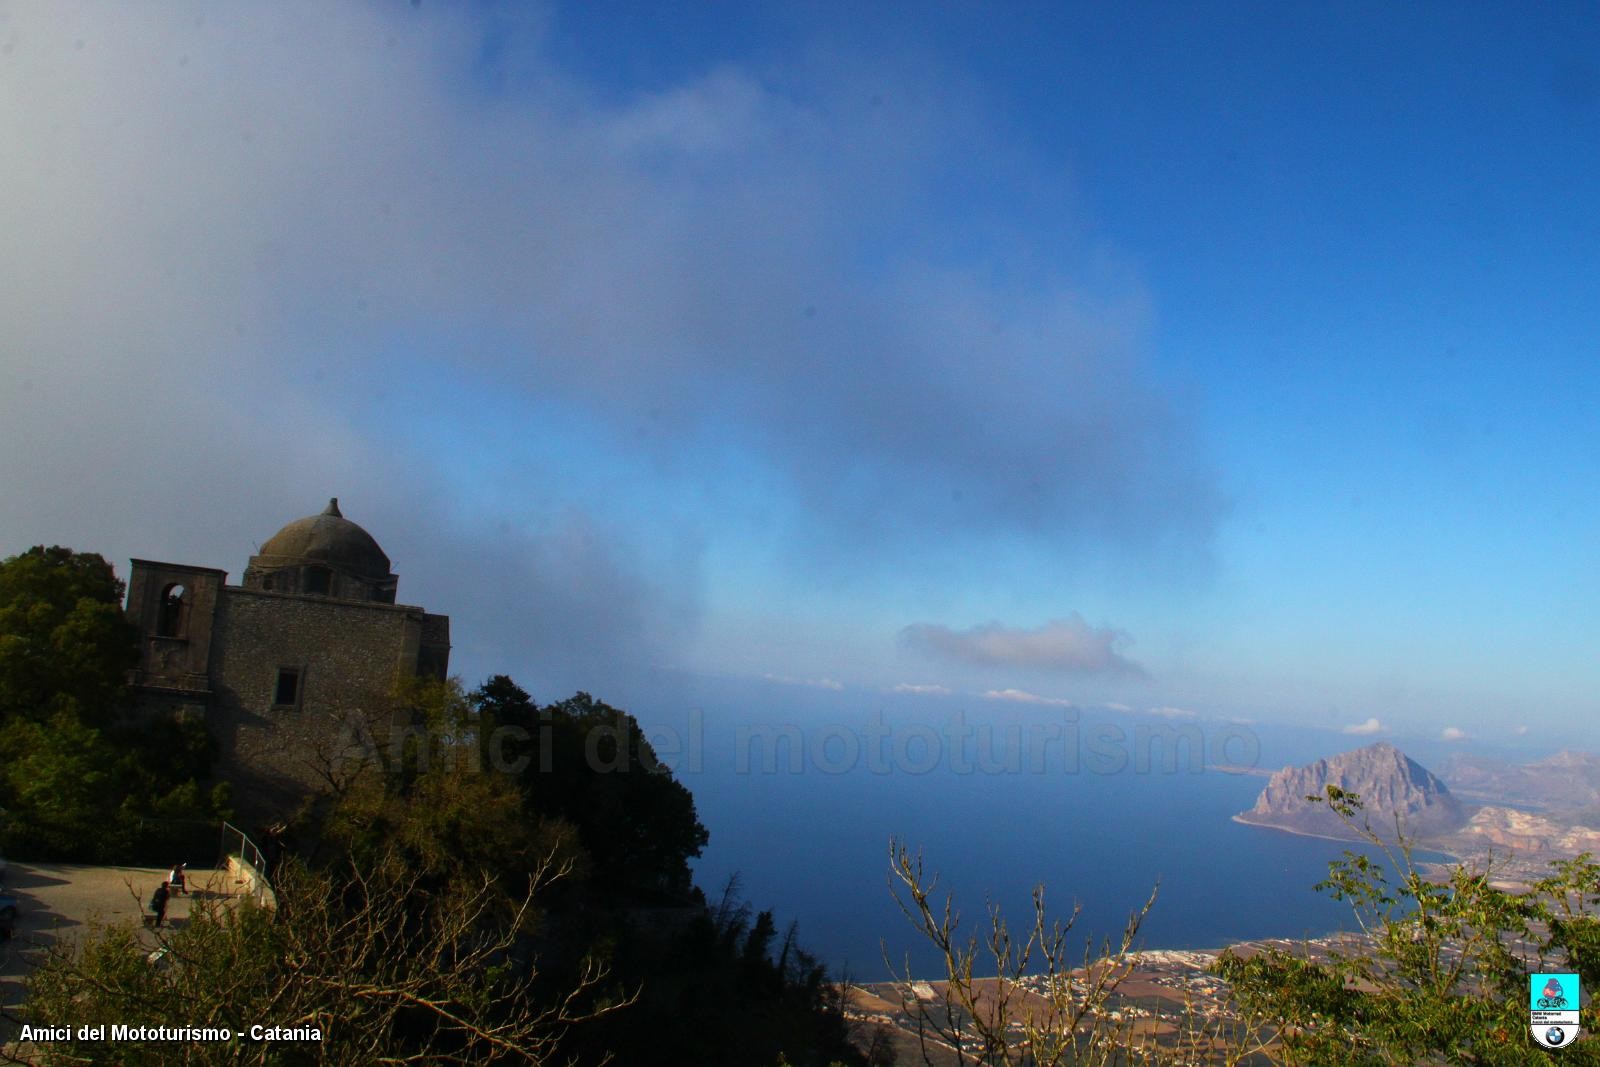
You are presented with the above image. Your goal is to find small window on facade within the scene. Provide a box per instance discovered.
[157,584,187,637]
[303,567,331,595]
[273,668,301,708]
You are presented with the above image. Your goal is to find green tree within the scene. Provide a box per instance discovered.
[1214,786,1600,1064]
[473,672,541,737]
[0,705,222,862]
[561,877,870,1066]
[0,711,116,855]
[0,545,137,725]
[294,675,862,1066]
[0,545,222,862]
[471,678,709,903]
[306,675,587,896]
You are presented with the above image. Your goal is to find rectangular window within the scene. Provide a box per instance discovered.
[273,668,301,708]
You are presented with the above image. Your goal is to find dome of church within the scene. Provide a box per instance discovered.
[257,499,391,579]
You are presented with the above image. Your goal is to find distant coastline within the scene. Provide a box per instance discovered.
[1230,812,1361,845]
[1232,812,1463,864]
[1207,763,1276,778]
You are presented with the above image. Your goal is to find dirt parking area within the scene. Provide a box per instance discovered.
[1,863,235,1011]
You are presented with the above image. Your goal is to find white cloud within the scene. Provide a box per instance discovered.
[1102,702,1133,713]
[1147,705,1197,720]
[1343,717,1384,736]
[982,688,1074,708]
[901,615,1146,676]
[764,674,845,691]
[891,683,952,695]
[1513,725,1530,736]
[1441,726,1468,742]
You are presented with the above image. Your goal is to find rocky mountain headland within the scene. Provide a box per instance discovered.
[1234,741,1467,842]
[1237,742,1600,886]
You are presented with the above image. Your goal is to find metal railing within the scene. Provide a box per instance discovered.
[218,821,275,907]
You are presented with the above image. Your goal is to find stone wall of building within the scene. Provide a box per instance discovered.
[125,502,451,825]
[418,612,452,680]
[125,560,227,697]
[206,588,432,818]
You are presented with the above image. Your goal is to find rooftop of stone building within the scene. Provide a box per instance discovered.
[254,498,391,579]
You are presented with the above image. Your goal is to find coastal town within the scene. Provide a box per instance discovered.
[844,743,1600,1063]
[845,938,1349,1065]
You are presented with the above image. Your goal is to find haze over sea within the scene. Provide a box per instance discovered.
[620,675,1470,980]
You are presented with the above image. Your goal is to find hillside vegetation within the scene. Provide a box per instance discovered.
[5,545,869,1066]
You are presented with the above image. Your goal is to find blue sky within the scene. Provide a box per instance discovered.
[1,2,1596,744]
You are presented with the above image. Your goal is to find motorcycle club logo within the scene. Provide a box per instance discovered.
[1530,972,1581,1049]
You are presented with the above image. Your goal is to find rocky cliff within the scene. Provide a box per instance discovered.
[1236,742,1467,842]
[1452,805,1600,856]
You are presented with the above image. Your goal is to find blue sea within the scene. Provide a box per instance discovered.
[620,675,1435,980]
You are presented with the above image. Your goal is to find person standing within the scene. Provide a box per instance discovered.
[168,862,187,896]
[149,882,170,928]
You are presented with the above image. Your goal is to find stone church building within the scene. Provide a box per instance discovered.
[123,499,450,818]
